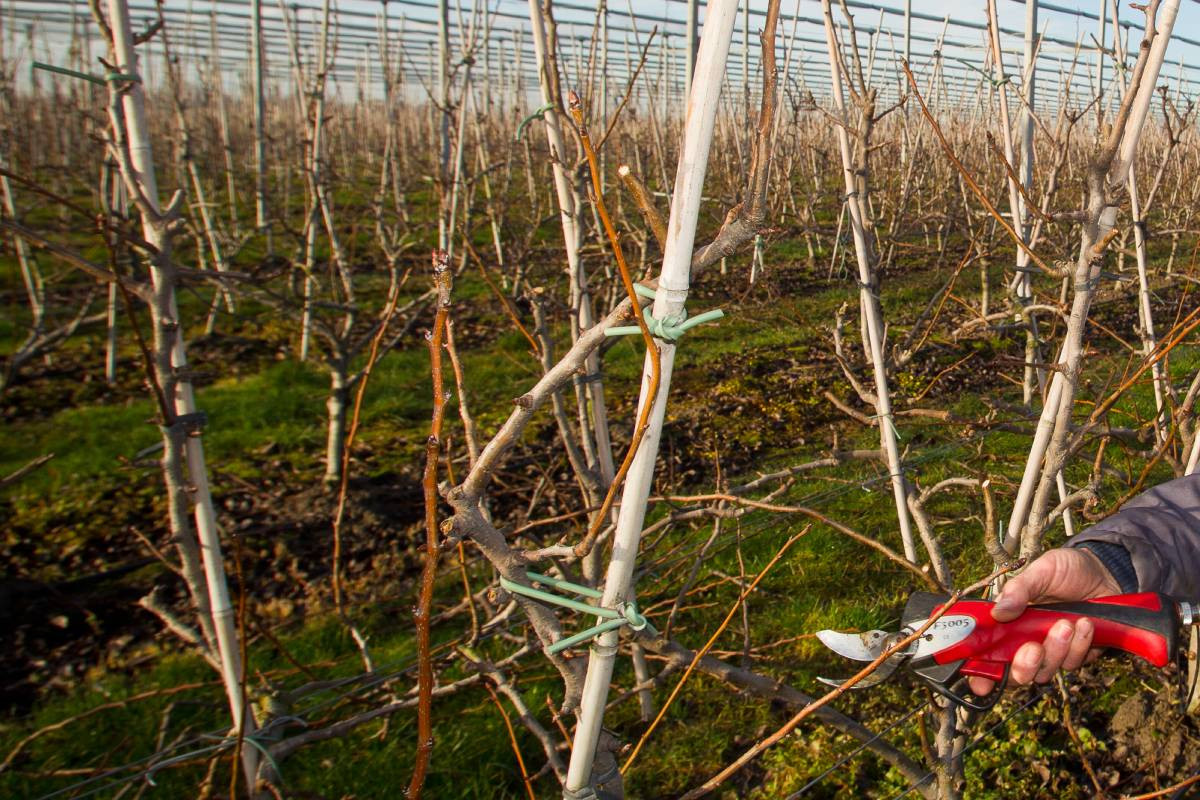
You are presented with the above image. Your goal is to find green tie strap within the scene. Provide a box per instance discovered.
[500,571,655,654]
[604,284,724,342]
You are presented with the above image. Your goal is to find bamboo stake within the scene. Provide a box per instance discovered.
[562,2,741,795]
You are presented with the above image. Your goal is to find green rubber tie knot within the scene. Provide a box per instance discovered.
[500,572,655,654]
[620,601,648,631]
[604,284,724,341]
[516,102,556,141]
[870,411,903,441]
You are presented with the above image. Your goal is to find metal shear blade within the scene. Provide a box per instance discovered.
[816,629,890,661]
[816,629,908,689]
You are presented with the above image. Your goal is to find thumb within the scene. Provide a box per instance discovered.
[992,559,1055,621]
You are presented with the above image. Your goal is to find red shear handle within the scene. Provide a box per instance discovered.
[930,592,1179,681]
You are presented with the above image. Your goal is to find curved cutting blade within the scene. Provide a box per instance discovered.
[816,629,890,661]
[816,629,907,689]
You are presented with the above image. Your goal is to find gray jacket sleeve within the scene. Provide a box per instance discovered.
[1066,472,1200,599]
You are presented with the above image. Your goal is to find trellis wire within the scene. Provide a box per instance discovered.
[8,0,1200,109]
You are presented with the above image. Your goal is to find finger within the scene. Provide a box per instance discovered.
[1034,620,1075,683]
[1084,647,1102,664]
[1060,618,1095,672]
[968,676,995,696]
[1010,641,1045,685]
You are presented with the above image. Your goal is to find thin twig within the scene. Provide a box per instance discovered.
[1121,772,1200,800]
[484,685,537,800]
[655,493,940,590]
[0,453,54,488]
[0,682,214,774]
[332,271,402,611]
[985,131,1055,224]
[1057,676,1106,798]
[568,92,662,560]
[621,527,809,773]
[901,61,1061,278]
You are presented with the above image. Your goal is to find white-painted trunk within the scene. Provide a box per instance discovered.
[822,0,917,563]
[526,0,614,489]
[1129,170,1167,439]
[324,365,348,485]
[1006,0,1179,549]
[104,0,255,785]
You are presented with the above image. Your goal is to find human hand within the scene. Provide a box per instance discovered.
[967,547,1123,696]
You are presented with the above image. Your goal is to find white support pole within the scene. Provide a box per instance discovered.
[903,0,911,64]
[821,0,918,563]
[562,1,740,795]
[685,0,698,98]
[741,0,750,113]
[250,0,269,249]
[436,0,450,252]
[1019,0,1037,237]
[600,0,608,190]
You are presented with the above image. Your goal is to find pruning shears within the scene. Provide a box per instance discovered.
[817,592,1200,710]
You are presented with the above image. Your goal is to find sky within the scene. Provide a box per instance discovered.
[5,0,1200,107]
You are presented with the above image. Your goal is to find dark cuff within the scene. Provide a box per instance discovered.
[1069,540,1139,594]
